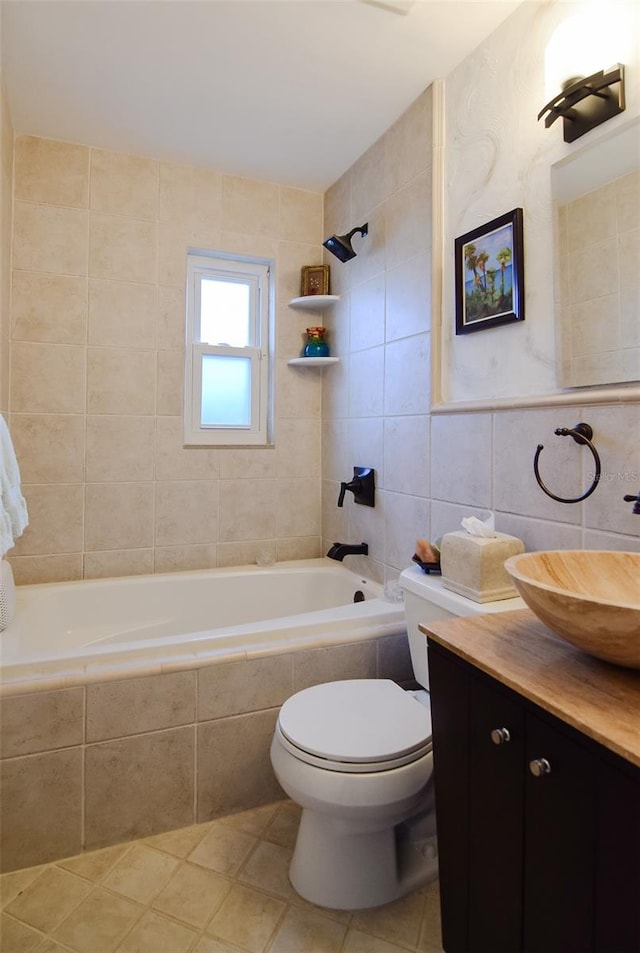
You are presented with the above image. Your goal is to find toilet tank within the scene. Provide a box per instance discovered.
[398,566,524,690]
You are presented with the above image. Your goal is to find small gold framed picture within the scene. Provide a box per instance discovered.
[301,264,330,296]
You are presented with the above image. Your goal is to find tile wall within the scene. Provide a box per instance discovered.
[0,632,411,872]
[6,136,326,584]
[321,39,639,579]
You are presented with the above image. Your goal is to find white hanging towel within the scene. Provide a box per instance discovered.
[0,414,28,557]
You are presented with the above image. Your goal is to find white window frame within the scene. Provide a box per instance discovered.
[184,252,273,447]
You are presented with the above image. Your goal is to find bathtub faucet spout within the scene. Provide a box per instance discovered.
[326,542,368,561]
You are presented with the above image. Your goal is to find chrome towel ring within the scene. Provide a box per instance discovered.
[533,422,601,504]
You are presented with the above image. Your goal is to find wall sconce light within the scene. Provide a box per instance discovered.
[323,223,368,263]
[538,63,626,143]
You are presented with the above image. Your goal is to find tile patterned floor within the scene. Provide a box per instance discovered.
[0,801,443,953]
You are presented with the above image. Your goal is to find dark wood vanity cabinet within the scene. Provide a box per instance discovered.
[427,641,640,953]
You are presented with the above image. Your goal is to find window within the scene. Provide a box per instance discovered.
[184,253,273,446]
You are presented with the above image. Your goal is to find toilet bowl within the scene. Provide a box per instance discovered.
[271,566,525,910]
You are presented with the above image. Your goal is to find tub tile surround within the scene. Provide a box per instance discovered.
[0,803,443,953]
[0,634,413,872]
[6,135,326,585]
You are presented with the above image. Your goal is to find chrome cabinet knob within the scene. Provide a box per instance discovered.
[490,727,511,745]
[529,757,552,777]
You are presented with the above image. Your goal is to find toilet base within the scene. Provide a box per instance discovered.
[289,807,438,910]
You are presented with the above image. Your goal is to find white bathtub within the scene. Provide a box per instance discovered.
[0,558,405,693]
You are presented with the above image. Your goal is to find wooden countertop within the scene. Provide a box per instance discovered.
[420,609,640,768]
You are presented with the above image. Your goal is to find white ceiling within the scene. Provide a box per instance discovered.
[1,0,521,192]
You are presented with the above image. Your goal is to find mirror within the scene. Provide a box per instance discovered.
[552,117,640,389]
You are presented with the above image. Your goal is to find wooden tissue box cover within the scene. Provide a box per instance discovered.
[440,530,525,603]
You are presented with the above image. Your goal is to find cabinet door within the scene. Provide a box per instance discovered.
[427,643,470,953]
[595,756,640,952]
[523,712,595,953]
[468,673,525,953]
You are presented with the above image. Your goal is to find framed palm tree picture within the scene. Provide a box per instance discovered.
[454,208,524,334]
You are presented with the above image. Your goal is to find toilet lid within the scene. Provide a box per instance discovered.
[278,679,432,765]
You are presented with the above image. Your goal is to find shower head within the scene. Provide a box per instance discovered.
[323,223,368,262]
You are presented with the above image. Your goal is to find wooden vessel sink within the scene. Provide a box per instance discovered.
[504,551,640,668]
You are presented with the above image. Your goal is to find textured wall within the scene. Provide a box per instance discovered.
[442,0,640,403]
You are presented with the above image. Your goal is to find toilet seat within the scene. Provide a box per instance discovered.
[276,679,432,774]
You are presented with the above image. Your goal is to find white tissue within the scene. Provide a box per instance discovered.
[460,512,497,538]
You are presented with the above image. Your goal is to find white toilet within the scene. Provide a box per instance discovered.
[270,565,524,910]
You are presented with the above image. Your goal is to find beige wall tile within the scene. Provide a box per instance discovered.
[275,419,321,478]
[15,136,89,208]
[276,359,322,419]
[11,484,84,556]
[13,202,88,276]
[90,149,158,220]
[85,483,154,551]
[89,212,157,283]
[217,447,277,481]
[279,187,323,244]
[493,409,584,523]
[155,481,218,546]
[385,86,432,195]
[277,478,321,538]
[0,748,82,871]
[87,671,196,742]
[293,641,377,692]
[198,656,293,721]
[86,415,155,482]
[156,349,183,416]
[384,334,430,416]
[12,272,88,344]
[10,342,86,414]
[153,544,217,574]
[222,175,279,237]
[275,537,321,561]
[159,161,222,226]
[155,416,219,481]
[85,727,195,849]
[384,172,431,268]
[88,279,157,348]
[9,414,85,484]
[377,633,413,684]
[0,688,84,758]
[218,480,276,541]
[196,710,282,822]
[158,286,186,350]
[8,553,83,585]
[216,540,276,567]
[430,413,493,510]
[383,415,430,497]
[87,347,156,415]
[84,549,154,579]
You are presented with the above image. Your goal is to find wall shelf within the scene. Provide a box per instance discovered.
[287,357,340,367]
[288,295,340,310]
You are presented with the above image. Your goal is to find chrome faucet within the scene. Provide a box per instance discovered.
[326,542,369,561]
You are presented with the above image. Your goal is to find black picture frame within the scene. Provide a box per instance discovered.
[454,207,524,335]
